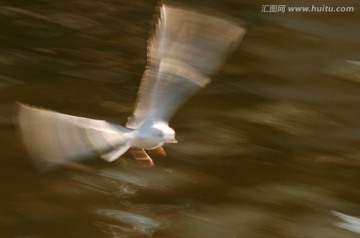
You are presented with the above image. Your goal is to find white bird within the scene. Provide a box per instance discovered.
[17,4,246,170]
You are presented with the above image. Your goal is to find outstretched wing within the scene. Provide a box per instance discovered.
[127,4,246,129]
[17,104,132,171]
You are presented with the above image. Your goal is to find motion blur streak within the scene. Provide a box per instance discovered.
[1,0,360,237]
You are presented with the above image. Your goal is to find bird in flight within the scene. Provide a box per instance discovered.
[17,4,246,171]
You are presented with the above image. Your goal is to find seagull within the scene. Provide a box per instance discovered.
[17,4,246,170]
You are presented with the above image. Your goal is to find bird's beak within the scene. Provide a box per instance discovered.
[166,138,178,143]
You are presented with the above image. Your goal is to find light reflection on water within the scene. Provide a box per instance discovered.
[1,0,360,237]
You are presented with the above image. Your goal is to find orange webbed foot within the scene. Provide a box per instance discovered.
[148,146,166,157]
[130,148,154,167]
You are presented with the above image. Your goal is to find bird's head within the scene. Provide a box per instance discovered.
[152,123,177,144]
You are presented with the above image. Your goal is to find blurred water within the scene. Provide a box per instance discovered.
[1,0,360,237]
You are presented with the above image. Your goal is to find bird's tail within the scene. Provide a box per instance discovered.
[17,103,132,171]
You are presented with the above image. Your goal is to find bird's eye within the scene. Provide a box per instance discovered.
[156,133,163,137]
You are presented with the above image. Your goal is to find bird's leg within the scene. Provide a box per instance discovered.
[130,148,154,166]
[148,146,166,156]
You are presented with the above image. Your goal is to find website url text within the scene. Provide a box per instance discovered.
[261,5,355,13]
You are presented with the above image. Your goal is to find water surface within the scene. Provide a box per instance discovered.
[1,0,360,237]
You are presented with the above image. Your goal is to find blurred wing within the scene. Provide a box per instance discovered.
[18,104,132,171]
[127,4,246,128]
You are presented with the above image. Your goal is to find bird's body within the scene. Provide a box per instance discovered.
[17,4,246,170]
[131,122,176,149]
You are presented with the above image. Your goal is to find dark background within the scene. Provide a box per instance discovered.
[0,0,359,237]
